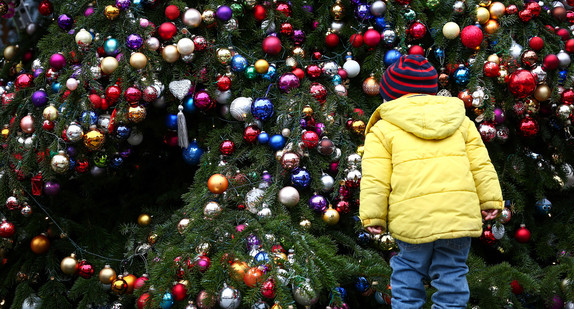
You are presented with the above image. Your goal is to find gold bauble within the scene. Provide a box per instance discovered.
[362,76,379,96]
[202,9,216,24]
[207,174,229,194]
[111,275,128,294]
[484,19,500,34]
[357,145,364,157]
[254,59,270,74]
[442,22,460,39]
[100,56,119,74]
[476,7,490,24]
[1,126,9,139]
[534,84,551,101]
[104,5,120,20]
[60,254,78,275]
[137,214,152,226]
[497,67,508,84]
[352,120,366,134]
[128,105,147,123]
[83,128,105,151]
[123,273,137,294]
[51,151,70,174]
[3,45,17,60]
[229,261,249,281]
[147,233,158,245]
[15,62,24,73]
[162,45,179,63]
[271,304,282,309]
[322,205,340,225]
[299,219,311,230]
[489,2,506,19]
[99,265,117,284]
[43,104,58,121]
[478,0,492,6]
[292,46,305,58]
[130,52,147,69]
[330,0,345,21]
[177,218,190,234]
[302,105,314,116]
[526,99,540,114]
[30,234,50,254]
[285,56,297,68]
[216,48,232,64]
[487,54,500,64]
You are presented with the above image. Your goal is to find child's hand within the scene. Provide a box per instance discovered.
[366,226,383,235]
[481,209,499,220]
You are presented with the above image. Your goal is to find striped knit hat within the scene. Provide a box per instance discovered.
[379,54,438,102]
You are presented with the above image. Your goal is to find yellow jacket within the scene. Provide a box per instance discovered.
[359,94,503,244]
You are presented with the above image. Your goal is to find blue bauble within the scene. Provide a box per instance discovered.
[165,114,178,130]
[159,292,174,309]
[183,141,204,165]
[182,95,197,114]
[384,49,402,66]
[268,134,286,150]
[357,231,371,246]
[251,98,274,121]
[330,287,348,301]
[80,111,97,128]
[69,157,76,170]
[374,16,387,30]
[110,156,124,169]
[354,4,372,21]
[453,65,470,86]
[116,125,131,139]
[332,74,342,85]
[254,251,270,265]
[231,54,248,72]
[355,277,370,293]
[290,168,311,189]
[559,70,568,84]
[434,48,445,60]
[258,131,270,144]
[535,198,552,216]
[104,38,119,55]
[51,82,62,93]
[309,194,327,213]
[262,64,277,81]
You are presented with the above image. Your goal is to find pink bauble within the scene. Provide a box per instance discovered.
[49,53,66,70]
[278,73,300,93]
[193,90,214,110]
[363,28,380,47]
[20,115,34,133]
[262,36,282,55]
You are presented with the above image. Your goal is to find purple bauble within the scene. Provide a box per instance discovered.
[57,14,74,31]
[116,0,130,10]
[49,53,66,70]
[193,90,213,110]
[354,4,372,21]
[119,148,132,158]
[278,73,300,93]
[494,108,506,124]
[315,122,326,135]
[309,194,327,213]
[350,0,366,4]
[33,68,44,78]
[302,5,313,13]
[44,181,61,196]
[126,34,143,50]
[70,65,82,78]
[84,6,95,16]
[67,146,77,157]
[550,295,564,309]
[292,29,305,44]
[246,234,260,250]
[262,171,272,183]
[31,90,48,107]
[216,5,232,21]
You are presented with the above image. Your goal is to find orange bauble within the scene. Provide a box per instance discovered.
[229,261,249,281]
[30,234,50,254]
[123,273,137,294]
[243,267,264,287]
[207,174,229,194]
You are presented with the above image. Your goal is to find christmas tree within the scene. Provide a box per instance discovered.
[0,0,574,308]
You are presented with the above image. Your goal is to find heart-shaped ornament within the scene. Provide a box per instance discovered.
[169,79,191,100]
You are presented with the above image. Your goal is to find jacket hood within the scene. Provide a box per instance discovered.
[365,94,466,140]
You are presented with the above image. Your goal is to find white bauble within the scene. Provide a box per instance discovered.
[229,97,252,121]
[343,59,360,78]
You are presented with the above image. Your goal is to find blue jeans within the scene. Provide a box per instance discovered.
[390,237,471,309]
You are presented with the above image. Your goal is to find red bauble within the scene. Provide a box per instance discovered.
[543,54,560,70]
[325,33,340,48]
[561,89,574,104]
[363,28,380,47]
[219,140,235,155]
[243,125,261,143]
[336,200,351,214]
[510,280,524,295]
[408,45,424,56]
[556,28,570,41]
[506,4,518,14]
[519,117,539,137]
[301,130,319,148]
[172,283,187,301]
[89,94,102,109]
[529,36,544,51]
[43,120,55,131]
[479,226,496,245]
[280,22,293,36]
[100,98,109,110]
[15,74,34,90]
[306,65,322,79]
[137,293,150,309]
[311,51,322,60]
[553,7,567,22]
[75,159,89,173]
[253,5,267,22]
[292,68,305,80]
[165,5,180,20]
[408,22,427,40]
[216,75,231,91]
[243,267,264,287]
[276,2,291,17]
[566,39,574,53]
[134,275,149,290]
[508,69,536,98]
[350,33,364,48]
[193,36,208,52]
[77,261,94,279]
[262,36,282,55]
[518,9,533,22]
[567,11,574,24]
[272,244,285,253]
[338,68,348,79]
[526,2,541,17]
[261,278,276,299]
[310,82,327,103]
[460,25,483,49]
[158,22,177,41]
[105,85,122,103]
[124,86,142,104]
[0,220,15,238]
[483,61,499,77]
[514,225,531,243]
[38,0,53,16]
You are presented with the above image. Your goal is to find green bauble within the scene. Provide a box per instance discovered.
[230,3,243,17]
[244,0,256,9]
[426,0,440,9]
[403,9,416,21]
[93,153,109,167]
[245,66,257,79]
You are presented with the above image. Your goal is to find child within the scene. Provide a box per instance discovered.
[359,54,503,308]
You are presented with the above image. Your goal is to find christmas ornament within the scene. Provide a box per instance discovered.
[0,220,15,238]
[278,73,300,92]
[514,224,531,243]
[363,28,380,47]
[57,14,74,30]
[480,226,496,245]
[101,57,119,74]
[309,194,327,213]
[172,283,187,301]
[137,293,150,309]
[219,285,241,309]
[293,280,319,306]
[262,36,281,55]
[38,0,53,15]
[362,75,379,96]
[160,292,174,309]
[30,234,50,254]
[281,152,300,170]
[77,261,94,279]
[196,290,216,309]
[20,114,35,133]
[99,265,117,284]
[442,21,461,39]
[60,254,78,275]
[104,5,120,20]
[137,213,151,226]
[230,261,249,281]
[51,151,70,174]
[208,174,228,194]
[408,21,427,40]
[162,45,180,63]
[244,267,264,287]
[349,33,363,48]
[291,168,311,189]
[343,58,360,78]
[453,65,470,86]
[243,125,261,143]
[461,25,483,49]
[535,198,552,216]
[203,201,222,217]
[323,205,340,225]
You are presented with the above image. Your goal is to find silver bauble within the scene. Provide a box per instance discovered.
[98,114,111,130]
[509,41,523,59]
[491,224,505,239]
[565,302,574,309]
[557,50,571,67]
[346,169,362,184]
[453,0,465,14]
[22,294,42,309]
[331,148,342,162]
[24,136,34,149]
[127,129,144,146]
[135,243,151,255]
[185,301,199,309]
[343,58,361,78]
[245,187,265,213]
[531,65,547,83]
[563,164,574,188]
[277,268,290,286]
[111,302,123,309]
[331,21,344,34]
[218,286,241,309]
[220,104,231,118]
[347,153,362,167]
[322,61,338,76]
[261,20,276,34]
[257,207,272,218]
[282,128,291,137]
[251,301,270,309]
[382,28,396,45]
[215,89,232,104]
[320,173,335,192]
[51,151,70,174]
[203,201,222,217]
[90,66,102,79]
[278,186,300,207]
[66,123,84,142]
[32,59,42,70]
[292,280,319,306]
[370,0,387,16]
[230,97,252,121]
[181,53,196,63]
[225,19,238,31]
[26,23,37,35]
[90,166,106,177]
[183,8,202,27]
[335,84,347,96]
[557,104,572,121]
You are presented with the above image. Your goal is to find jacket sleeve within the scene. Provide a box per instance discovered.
[359,125,392,230]
[464,118,504,210]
